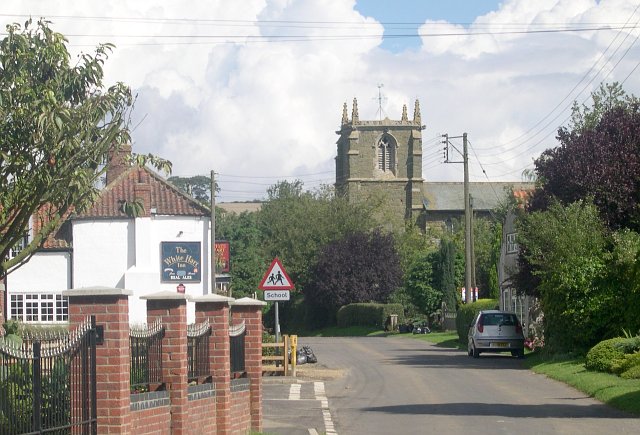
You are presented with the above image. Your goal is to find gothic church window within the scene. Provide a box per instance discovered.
[377,135,396,173]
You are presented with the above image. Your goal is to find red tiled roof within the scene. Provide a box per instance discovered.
[34,204,73,249]
[77,167,210,218]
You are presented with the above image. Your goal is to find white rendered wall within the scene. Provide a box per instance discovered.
[72,216,211,324]
[6,251,71,294]
[72,220,133,289]
[5,251,71,320]
[124,215,211,323]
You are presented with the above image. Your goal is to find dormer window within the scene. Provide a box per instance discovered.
[377,135,396,173]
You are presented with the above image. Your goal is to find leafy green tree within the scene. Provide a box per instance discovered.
[435,238,459,309]
[216,208,266,298]
[601,230,640,335]
[168,175,219,204]
[404,251,442,317]
[0,20,169,277]
[516,200,611,352]
[305,230,402,314]
[258,180,376,290]
[473,218,501,299]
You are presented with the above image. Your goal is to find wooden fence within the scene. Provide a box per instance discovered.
[262,335,290,376]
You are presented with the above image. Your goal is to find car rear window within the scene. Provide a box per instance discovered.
[481,313,517,326]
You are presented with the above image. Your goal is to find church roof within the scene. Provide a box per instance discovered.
[422,182,535,212]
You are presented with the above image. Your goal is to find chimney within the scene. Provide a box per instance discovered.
[134,170,152,217]
[106,144,132,185]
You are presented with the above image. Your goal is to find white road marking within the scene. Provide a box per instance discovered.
[289,382,302,400]
[314,381,338,435]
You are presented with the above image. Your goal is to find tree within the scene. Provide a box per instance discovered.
[305,230,402,312]
[435,238,459,309]
[530,83,640,231]
[168,175,219,204]
[516,200,611,352]
[472,218,501,299]
[215,209,266,298]
[0,20,170,277]
[404,251,443,317]
[258,180,376,290]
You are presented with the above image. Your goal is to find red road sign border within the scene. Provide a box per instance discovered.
[258,257,295,290]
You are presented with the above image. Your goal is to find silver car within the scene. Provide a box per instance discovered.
[468,310,525,358]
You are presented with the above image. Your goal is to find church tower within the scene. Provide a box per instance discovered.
[335,98,425,224]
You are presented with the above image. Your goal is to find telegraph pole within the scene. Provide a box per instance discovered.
[210,170,217,294]
[443,132,473,303]
[470,194,477,302]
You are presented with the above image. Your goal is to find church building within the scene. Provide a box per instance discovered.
[335,98,534,229]
[335,98,426,226]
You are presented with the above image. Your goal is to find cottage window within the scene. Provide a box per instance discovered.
[506,232,518,254]
[9,232,29,258]
[9,293,68,323]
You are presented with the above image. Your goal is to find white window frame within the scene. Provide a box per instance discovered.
[9,232,29,258]
[9,293,68,323]
[506,232,518,254]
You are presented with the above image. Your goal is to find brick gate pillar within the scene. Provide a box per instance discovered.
[193,294,234,435]
[63,286,133,435]
[142,291,189,435]
[230,297,266,433]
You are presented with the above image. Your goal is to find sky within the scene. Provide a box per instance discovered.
[3,0,640,202]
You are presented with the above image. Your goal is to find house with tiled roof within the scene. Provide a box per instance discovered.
[4,145,214,324]
[498,188,536,335]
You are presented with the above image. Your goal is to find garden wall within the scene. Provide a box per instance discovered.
[63,287,265,435]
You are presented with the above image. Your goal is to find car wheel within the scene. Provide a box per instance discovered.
[517,348,525,359]
[468,344,473,357]
[472,343,480,358]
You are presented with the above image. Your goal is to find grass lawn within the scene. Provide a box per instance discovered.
[397,331,640,416]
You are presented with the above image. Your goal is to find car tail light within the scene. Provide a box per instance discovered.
[516,322,523,334]
[477,316,484,333]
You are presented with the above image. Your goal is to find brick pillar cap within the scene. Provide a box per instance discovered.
[192,294,234,304]
[141,291,191,301]
[62,286,133,297]
[230,297,267,307]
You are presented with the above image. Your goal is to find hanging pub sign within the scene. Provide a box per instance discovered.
[214,240,230,273]
[161,241,201,282]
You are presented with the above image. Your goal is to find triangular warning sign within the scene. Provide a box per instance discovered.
[258,258,295,290]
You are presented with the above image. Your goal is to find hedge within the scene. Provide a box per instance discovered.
[336,303,405,330]
[455,299,499,342]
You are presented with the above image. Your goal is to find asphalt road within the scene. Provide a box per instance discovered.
[263,336,639,435]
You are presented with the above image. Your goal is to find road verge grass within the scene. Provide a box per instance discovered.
[523,352,640,415]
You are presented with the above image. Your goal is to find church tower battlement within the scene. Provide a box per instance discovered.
[335,99,425,223]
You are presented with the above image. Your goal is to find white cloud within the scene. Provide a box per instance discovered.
[4,0,640,200]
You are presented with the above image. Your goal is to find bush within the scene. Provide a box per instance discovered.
[611,350,640,374]
[455,299,498,342]
[336,303,404,329]
[614,336,640,354]
[585,337,626,373]
[620,363,640,379]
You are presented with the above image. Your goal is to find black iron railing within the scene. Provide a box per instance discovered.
[229,321,246,375]
[0,316,97,434]
[130,320,165,393]
[187,320,211,382]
